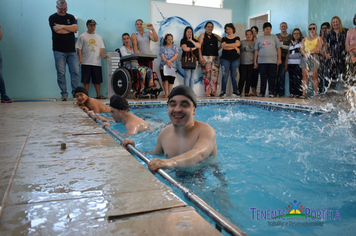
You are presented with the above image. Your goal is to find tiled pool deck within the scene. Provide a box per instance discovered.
[0,95,317,235]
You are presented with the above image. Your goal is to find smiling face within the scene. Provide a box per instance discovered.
[251,28,257,37]
[205,23,214,34]
[56,2,67,16]
[168,95,196,128]
[331,18,340,31]
[186,28,193,39]
[75,92,89,105]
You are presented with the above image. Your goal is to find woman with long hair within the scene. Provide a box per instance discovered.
[180,26,201,91]
[318,22,330,93]
[325,16,348,90]
[285,28,303,98]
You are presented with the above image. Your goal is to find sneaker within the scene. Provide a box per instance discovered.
[1,95,12,103]
[139,91,149,98]
[219,91,226,97]
[61,95,68,101]
[232,91,241,97]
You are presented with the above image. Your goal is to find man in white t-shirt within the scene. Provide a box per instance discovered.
[76,19,109,99]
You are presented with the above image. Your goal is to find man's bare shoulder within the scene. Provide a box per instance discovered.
[196,120,215,132]
[85,98,109,113]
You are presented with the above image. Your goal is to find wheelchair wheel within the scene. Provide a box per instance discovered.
[111,67,132,98]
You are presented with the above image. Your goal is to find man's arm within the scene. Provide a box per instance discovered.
[53,23,78,34]
[77,48,82,66]
[148,125,216,171]
[100,48,109,59]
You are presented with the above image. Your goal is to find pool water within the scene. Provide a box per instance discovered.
[101,104,356,236]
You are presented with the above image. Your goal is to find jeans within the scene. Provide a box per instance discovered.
[258,63,277,96]
[53,51,79,97]
[183,69,195,89]
[220,58,239,92]
[276,57,286,95]
[0,51,7,97]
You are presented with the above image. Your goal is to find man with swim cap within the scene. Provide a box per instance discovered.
[123,85,217,171]
[93,94,149,135]
[75,86,110,113]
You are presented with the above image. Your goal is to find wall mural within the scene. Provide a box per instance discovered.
[150,1,232,95]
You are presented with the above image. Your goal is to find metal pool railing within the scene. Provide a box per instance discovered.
[87,112,248,236]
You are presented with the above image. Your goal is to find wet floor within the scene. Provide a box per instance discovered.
[0,95,313,235]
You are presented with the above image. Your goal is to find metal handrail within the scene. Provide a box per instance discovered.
[87,112,248,236]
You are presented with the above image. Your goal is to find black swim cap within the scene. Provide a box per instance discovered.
[74,86,88,96]
[110,94,129,110]
[168,85,196,107]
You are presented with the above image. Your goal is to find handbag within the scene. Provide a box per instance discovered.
[181,49,197,69]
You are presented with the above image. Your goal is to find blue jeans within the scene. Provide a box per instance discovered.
[53,51,79,97]
[0,51,7,97]
[183,69,195,89]
[277,57,286,95]
[220,58,239,92]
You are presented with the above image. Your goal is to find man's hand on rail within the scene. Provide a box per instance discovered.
[148,158,176,172]
[122,138,135,149]
[102,122,111,129]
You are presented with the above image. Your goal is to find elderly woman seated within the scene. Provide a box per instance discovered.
[119,33,153,96]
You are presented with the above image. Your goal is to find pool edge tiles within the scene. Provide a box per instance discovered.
[123,98,323,113]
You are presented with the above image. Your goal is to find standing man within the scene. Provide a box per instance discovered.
[276,22,292,97]
[76,19,109,99]
[49,0,79,101]
[0,24,12,103]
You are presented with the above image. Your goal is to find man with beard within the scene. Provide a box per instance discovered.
[123,85,217,171]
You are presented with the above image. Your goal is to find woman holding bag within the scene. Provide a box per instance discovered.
[180,26,201,90]
[160,33,179,98]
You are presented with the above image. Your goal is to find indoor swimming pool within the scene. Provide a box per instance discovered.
[99,102,356,236]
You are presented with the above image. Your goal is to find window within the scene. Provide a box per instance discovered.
[166,0,223,8]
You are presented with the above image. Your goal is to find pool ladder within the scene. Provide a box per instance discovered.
[88,112,248,236]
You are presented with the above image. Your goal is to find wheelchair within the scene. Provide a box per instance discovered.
[111,50,162,99]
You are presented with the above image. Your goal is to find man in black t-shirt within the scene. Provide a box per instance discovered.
[49,0,79,101]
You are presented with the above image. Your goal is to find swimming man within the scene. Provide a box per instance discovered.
[123,85,217,171]
[93,94,149,135]
[75,86,110,113]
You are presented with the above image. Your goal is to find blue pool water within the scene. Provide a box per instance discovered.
[101,103,356,235]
